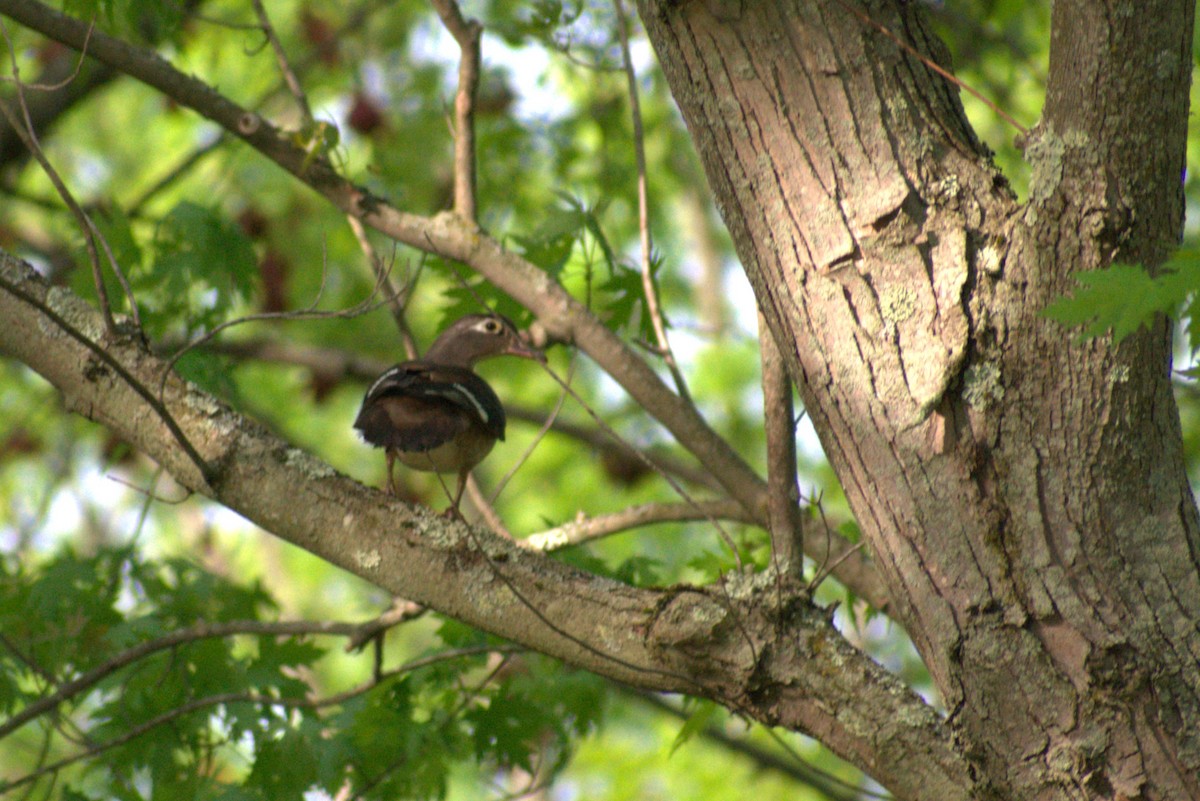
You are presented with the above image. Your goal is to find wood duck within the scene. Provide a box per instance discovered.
[354,314,544,515]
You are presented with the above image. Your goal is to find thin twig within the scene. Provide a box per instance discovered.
[431,0,481,221]
[345,599,426,651]
[347,214,419,357]
[612,0,691,401]
[0,18,133,334]
[759,311,802,575]
[806,491,839,592]
[509,408,721,490]
[524,498,753,551]
[0,15,92,90]
[542,362,744,570]
[466,476,514,538]
[104,472,193,505]
[840,0,1028,135]
[488,350,575,505]
[251,0,312,122]
[159,245,399,387]
[810,539,867,595]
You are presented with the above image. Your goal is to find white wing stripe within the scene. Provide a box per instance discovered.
[366,367,403,398]
[447,382,491,423]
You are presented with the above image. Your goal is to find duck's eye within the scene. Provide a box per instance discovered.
[483,319,502,334]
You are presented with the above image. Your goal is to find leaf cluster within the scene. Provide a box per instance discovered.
[1042,248,1200,363]
[0,544,614,800]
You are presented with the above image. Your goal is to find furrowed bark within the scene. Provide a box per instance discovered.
[638,0,1200,798]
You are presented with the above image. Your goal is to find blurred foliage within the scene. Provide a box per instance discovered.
[0,0,1192,799]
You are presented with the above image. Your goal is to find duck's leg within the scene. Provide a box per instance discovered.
[385,449,399,495]
[443,469,470,521]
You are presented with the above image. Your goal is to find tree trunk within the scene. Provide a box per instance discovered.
[639,1,1200,798]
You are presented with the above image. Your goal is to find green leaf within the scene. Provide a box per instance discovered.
[1043,248,1200,344]
[173,350,241,404]
[686,549,739,583]
[438,278,528,327]
[611,554,663,585]
[247,637,325,698]
[1042,264,1167,342]
[512,204,584,277]
[140,202,257,335]
[556,191,616,275]
[246,729,321,799]
[466,693,547,771]
[122,0,185,42]
[0,656,19,716]
[669,699,720,756]
[435,618,489,649]
[599,262,645,333]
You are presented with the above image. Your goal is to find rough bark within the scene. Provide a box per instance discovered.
[638,0,1200,798]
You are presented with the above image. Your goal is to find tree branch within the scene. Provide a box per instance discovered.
[0,250,967,801]
[0,0,891,611]
[430,0,480,221]
[613,0,690,401]
[759,311,802,575]
[524,498,752,550]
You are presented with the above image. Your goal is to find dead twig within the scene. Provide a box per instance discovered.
[525,498,753,551]
[759,311,803,576]
[347,214,419,358]
[0,16,137,334]
[431,0,482,221]
[612,0,690,402]
[251,0,313,122]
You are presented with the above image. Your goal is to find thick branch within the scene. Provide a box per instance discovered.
[0,251,968,801]
[0,0,888,608]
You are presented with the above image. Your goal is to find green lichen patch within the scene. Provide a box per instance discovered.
[962,361,1004,410]
[879,285,917,324]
